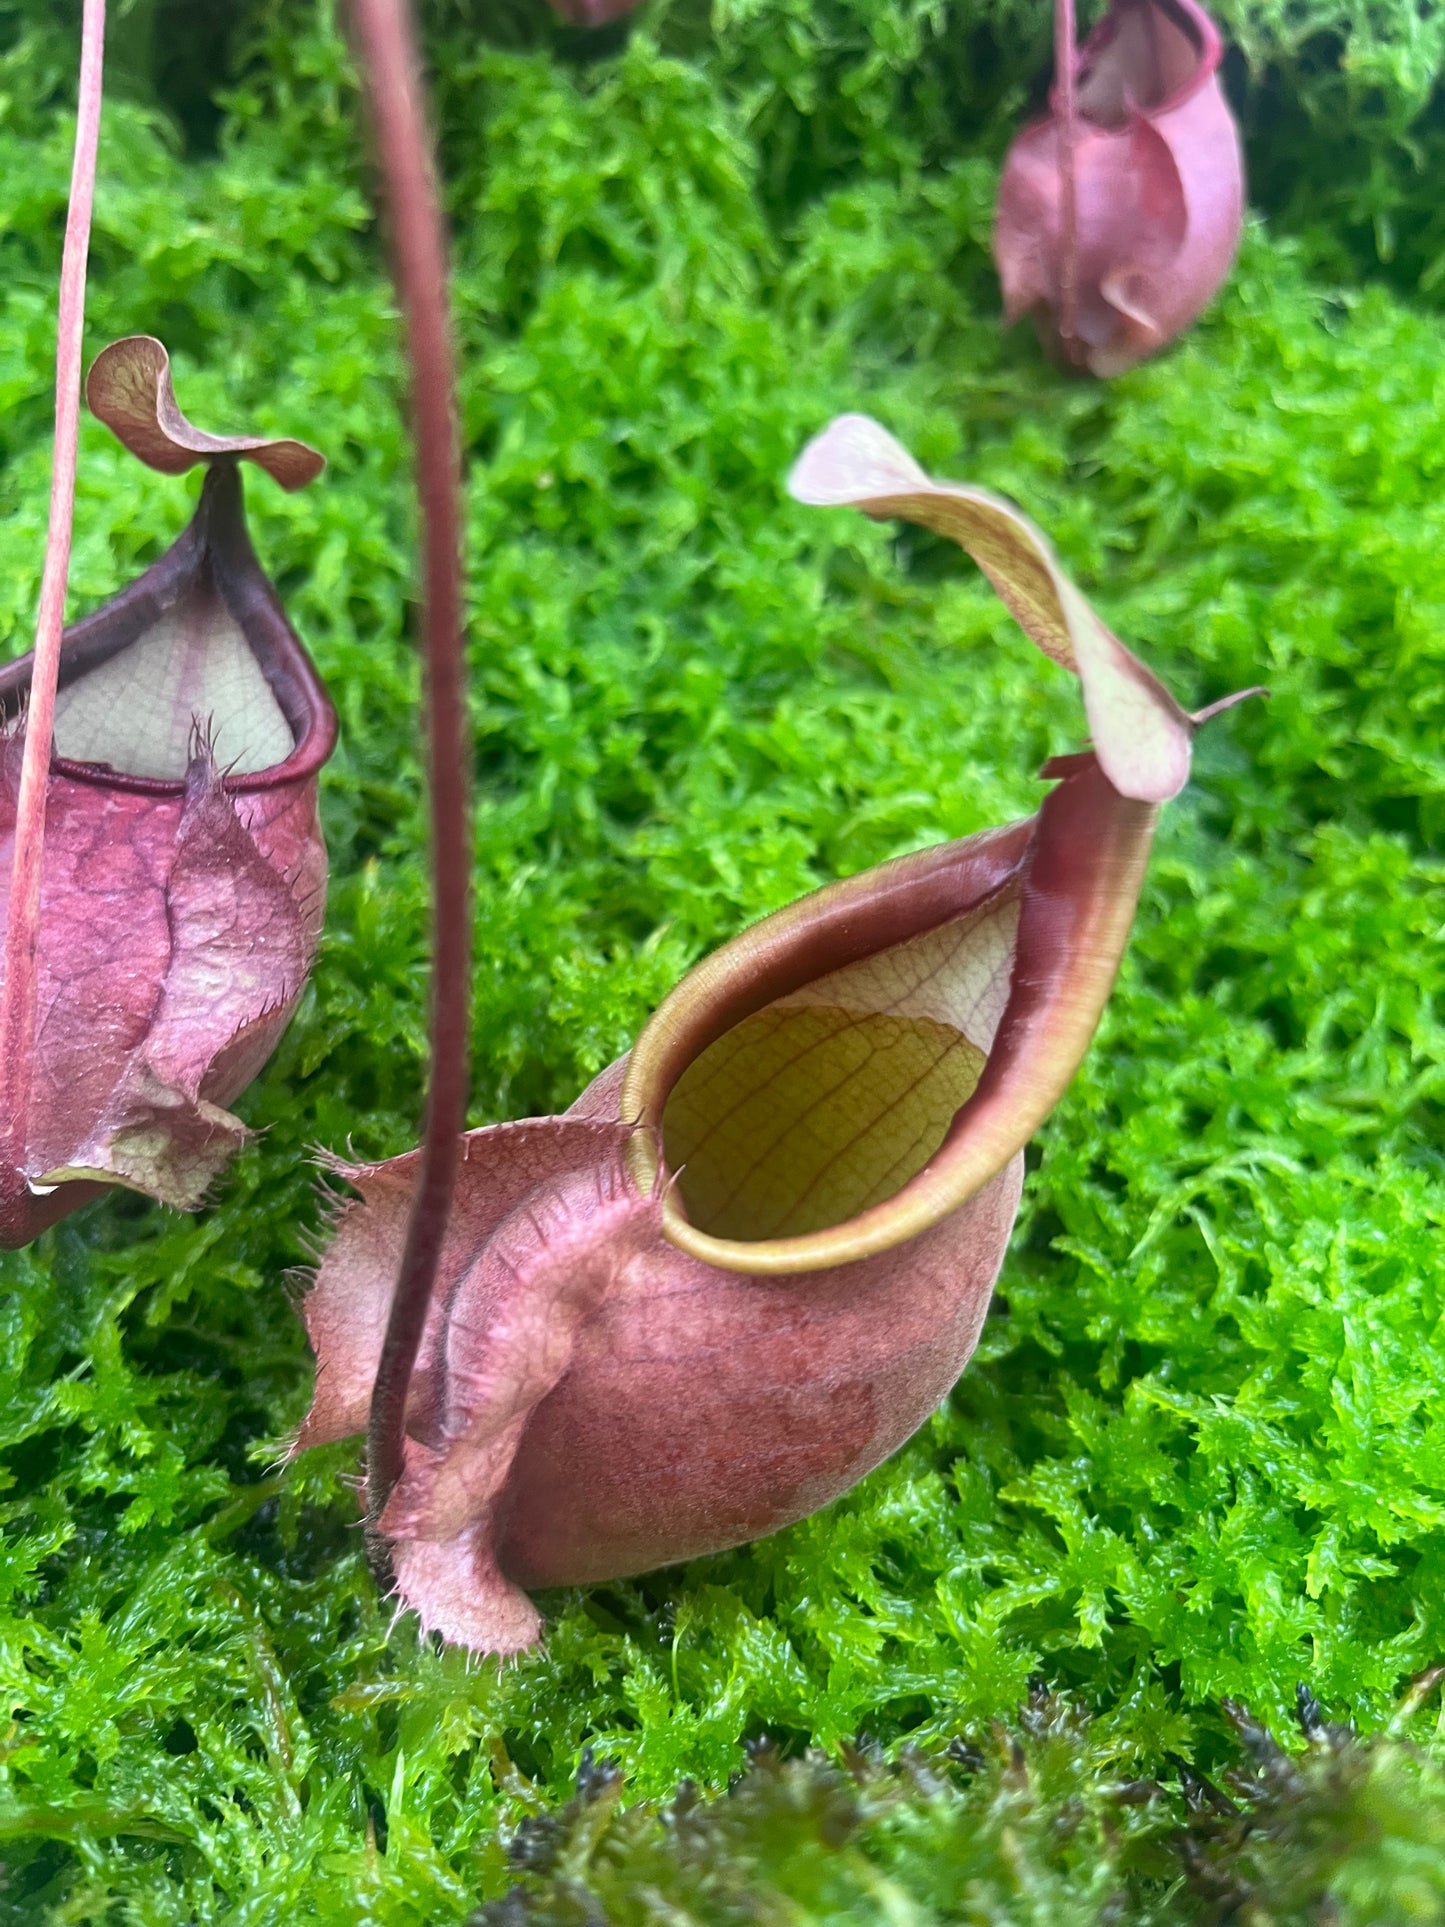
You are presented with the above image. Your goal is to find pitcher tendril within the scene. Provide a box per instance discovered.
[1054,0,1080,352]
[0,0,106,1185]
[347,0,473,1532]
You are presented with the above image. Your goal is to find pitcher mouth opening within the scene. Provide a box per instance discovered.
[0,462,335,798]
[622,754,1162,1278]
[621,817,1034,1277]
[1076,0,1222,129]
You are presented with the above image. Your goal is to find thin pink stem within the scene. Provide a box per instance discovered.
[0,0,106,1178]
[1054,0,1081,360]
[347,0,472,1526]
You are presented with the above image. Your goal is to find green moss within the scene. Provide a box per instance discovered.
[0,1,1444,1919]
[475,1700,1445,1925]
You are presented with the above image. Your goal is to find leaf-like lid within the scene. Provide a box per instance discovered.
[86,336,325,492]
[789,414,1194,802]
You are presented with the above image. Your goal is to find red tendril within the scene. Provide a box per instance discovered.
[0,0,107,1178]
[1055,0,1081,359]
[347,0,473,1528]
